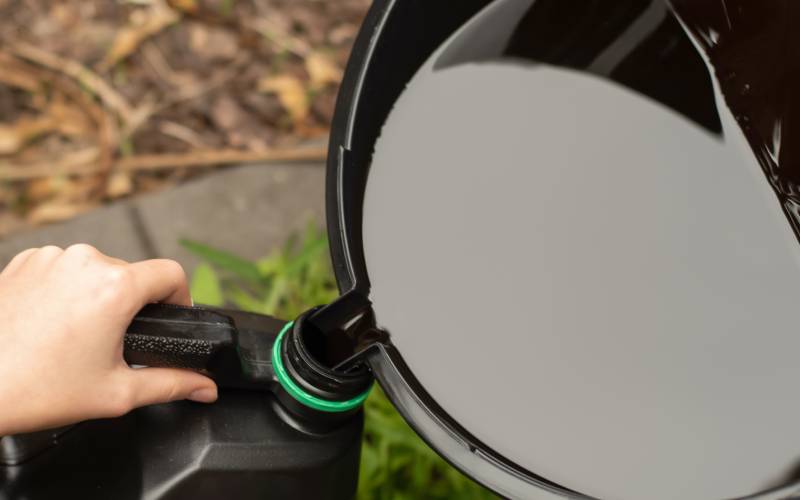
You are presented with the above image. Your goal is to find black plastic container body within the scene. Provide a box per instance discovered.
[0,394,363,500]
[0,314,364,500]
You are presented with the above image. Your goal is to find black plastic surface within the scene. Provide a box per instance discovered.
[0,427,71,466]
[325,0,492,294]
[2,305,368,498]
[0,391,363,500]
[124,304,283,390]
[284,311,372,401]
[324,0,563,497]
[125,304,238,371]
[325,1,800,498]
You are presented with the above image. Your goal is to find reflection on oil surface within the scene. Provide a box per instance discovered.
[363,1,800,499]
[672,0,800,242]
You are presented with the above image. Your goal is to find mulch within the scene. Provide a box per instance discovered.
[0,0,368,236]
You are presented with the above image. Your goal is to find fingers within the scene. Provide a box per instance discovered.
[29,246,64,268]
[1,246,64,277]
[3,247,189,310]
[3,245,126,278]
[1,248,39,276]
[128,259,192,307]
[62,243,128,267]
[125,368,218,409]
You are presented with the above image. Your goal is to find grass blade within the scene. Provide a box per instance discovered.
[190,263,224,306]
[181,239,262,283]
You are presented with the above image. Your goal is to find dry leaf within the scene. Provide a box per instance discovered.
[0,117,56,155]
[0,148,100,181]
[99,0,180,71]
[167,0,198,14]
[0,69,41,93]
[26,174,101,223]
[328,24,358,45]
[305,51,343,90]
[189,24,239,61]
[27,200,96,225]
[26,177,57,202]
[159,121,205,148]
[258,75,309,125]
[210,95,245,131]
[142,43,197,88]
[249,17,312,58]
[107,171,134,198]
[12,42,135,123]
[47,93,93,137]
[0,55,42,92]
[0,126,24,156]
[64,178,94,199]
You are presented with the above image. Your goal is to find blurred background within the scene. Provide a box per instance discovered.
[0,0,364,234]
[0,1,494,497]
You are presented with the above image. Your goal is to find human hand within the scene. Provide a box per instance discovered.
[0,244,217,436]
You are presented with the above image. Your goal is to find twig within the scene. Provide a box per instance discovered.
[120,53,248,139]
[166,54,247,105]
[0,148,100,181]
[158,120,206,148]
[0,50,116,186]
[141,41,196,90]
[11,42,135,124]
[0,51,43,92]
[49,74,119,184]
[117,146,328,172]
[249,17,312,58]
[97,0,180,72]
[0,146,327,180]
[119,97,159,139]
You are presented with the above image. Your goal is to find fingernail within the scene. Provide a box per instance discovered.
[188,388,217,403]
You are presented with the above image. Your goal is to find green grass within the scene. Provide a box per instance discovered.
[182,223,496,500]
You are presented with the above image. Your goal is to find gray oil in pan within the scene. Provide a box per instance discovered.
[362,1,800,499]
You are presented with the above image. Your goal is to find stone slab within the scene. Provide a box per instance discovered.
[0,203,151,268]
[133,162,326,272]
[0,162,326,274]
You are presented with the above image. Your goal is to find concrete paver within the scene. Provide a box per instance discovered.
[0,162,326,273]
[0,203,151,266]
[134,162,325,271]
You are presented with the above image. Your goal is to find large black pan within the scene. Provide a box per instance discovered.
[322,0,800,499]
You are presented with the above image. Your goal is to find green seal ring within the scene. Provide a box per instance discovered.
[272,321,372,412]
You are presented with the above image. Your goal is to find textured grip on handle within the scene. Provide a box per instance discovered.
[125,304,238,371]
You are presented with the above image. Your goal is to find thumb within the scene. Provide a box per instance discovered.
[126,368,218,408]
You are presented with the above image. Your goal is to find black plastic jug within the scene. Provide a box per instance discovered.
[0,309,365,499]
